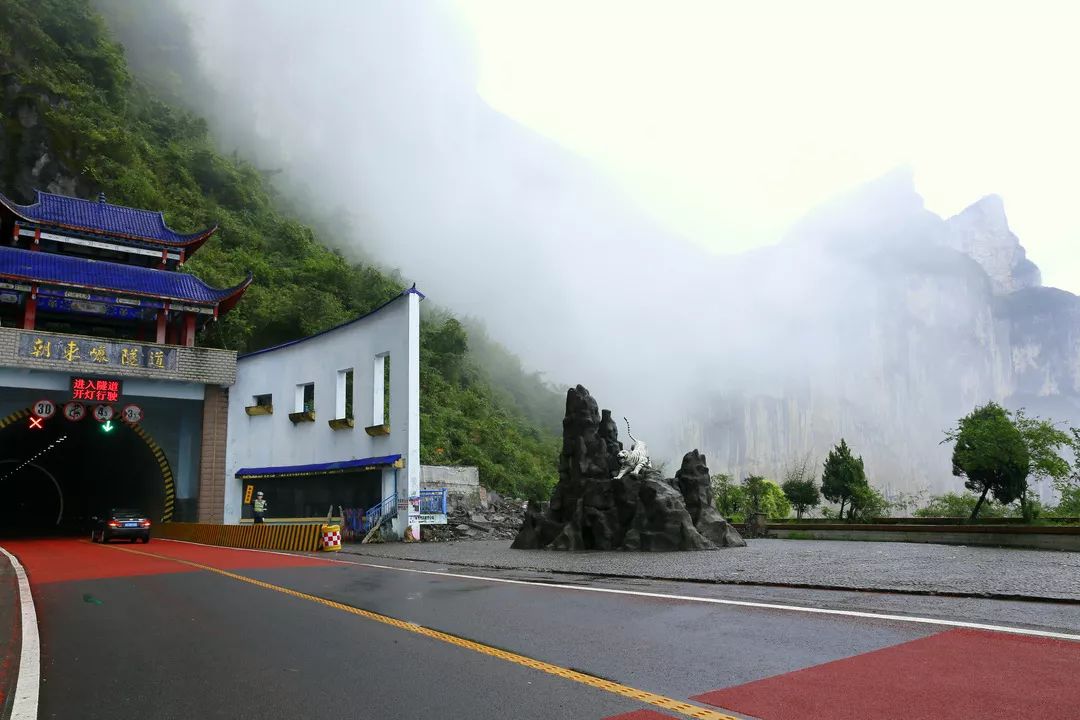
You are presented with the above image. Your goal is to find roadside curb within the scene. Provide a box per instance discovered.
[0,547,39,720]
[0,560,16,720]
[336,548,1080,606]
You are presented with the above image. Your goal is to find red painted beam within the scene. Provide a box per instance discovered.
[21,288,36,330]
[156,308,167,344]
[182,312,196,347]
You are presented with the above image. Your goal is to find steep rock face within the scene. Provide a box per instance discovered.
[947,195,1041,294]
[514,385,745,551]
[1001,288,1080,408]
[0,78,90,201]
[679,174,1080,499]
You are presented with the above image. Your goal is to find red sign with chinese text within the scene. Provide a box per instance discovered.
[71,377,122,403]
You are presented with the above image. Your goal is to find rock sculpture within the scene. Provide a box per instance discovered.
[512,385,745,551]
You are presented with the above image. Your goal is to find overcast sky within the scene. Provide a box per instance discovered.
[452,0,1080,292]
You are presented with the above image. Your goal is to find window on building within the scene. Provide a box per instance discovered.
[336,369,354,420]
[373,353,390,427]
[253,394,272,407]
[295,383,315,413]
[383,355,391,425]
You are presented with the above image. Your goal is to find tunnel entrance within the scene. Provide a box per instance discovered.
[0,408,172,538]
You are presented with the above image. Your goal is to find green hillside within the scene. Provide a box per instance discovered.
[0,0,561,499]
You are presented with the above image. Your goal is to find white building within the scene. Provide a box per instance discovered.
[224,287,423,540]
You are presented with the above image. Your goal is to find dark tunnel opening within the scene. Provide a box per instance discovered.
[0,410,168,538]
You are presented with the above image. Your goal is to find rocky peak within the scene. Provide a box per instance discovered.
[946,195,1041,294]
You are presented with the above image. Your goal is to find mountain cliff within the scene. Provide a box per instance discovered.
[681,170,1080,499]
[20,0,1076,505]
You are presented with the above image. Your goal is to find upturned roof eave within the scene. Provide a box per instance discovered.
[0,191,219,249]
[0,247,250,309]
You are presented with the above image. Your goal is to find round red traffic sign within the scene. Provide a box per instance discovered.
[32,398,56,419]
[63,402,86,422]
[93,404,114,423]
[121,404,143,425]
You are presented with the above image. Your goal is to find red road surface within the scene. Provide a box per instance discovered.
[7,538,1080,720]
[692,628,1080,720]
[1,538,331,585]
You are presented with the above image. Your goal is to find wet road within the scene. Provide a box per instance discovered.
[2,538,1079,719]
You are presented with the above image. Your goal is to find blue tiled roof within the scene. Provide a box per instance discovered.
[0,190,214,245]
[0,246,249,305]
[235,455,402,478]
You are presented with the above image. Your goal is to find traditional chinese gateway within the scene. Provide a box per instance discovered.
[0,190,422,539]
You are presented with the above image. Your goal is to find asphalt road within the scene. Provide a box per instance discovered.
[342,538,1080,601]
[2,538,1079,720]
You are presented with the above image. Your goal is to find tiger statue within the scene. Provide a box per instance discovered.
[613,416,650,480]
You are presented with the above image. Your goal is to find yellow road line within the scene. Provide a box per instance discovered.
[102,543,736,720]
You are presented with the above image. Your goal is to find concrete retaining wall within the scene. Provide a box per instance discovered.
[770,524,1080,551]
[421,465,480,499]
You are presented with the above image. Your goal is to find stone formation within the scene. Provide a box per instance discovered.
[512,385,745,551]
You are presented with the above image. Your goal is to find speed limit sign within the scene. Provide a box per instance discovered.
[93,404,114,423]
[32,398,56,419]
[121,404,143,425]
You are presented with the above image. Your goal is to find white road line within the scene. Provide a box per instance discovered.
[0,546,40,720]
[336,559,1080,643]
[152,539,1080,642]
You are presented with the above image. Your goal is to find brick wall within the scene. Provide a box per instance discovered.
[197,384,229,523]
[0,326,236,384]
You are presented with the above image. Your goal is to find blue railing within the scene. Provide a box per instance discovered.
[419,488,447,515]
[359,495,397,534]
[341,490,446,540]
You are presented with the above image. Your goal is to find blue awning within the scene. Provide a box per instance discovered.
[0,246,250,306]
[235,454,402,479]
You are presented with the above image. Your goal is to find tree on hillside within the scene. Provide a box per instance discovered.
[742,475,791,519]
[782,479,819,519]
[821,439,868,521]
[847,483,892,522]
[943,402,1030,520]
[1012,409,1075,520]
[711,474,745,518]
[914,492,1008,518]
[742,475,767,514]
[781,454,820,519]
[1056,485,1080,516]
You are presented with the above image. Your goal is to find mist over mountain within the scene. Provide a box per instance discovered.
[686,170,1080,499]
[99,2,1080,499]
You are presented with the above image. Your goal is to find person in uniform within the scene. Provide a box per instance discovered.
[253,491,268,524]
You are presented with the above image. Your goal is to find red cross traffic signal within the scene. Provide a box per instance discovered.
[28,416,44,430]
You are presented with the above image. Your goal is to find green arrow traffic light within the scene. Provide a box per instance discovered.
[101,420,114,433]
